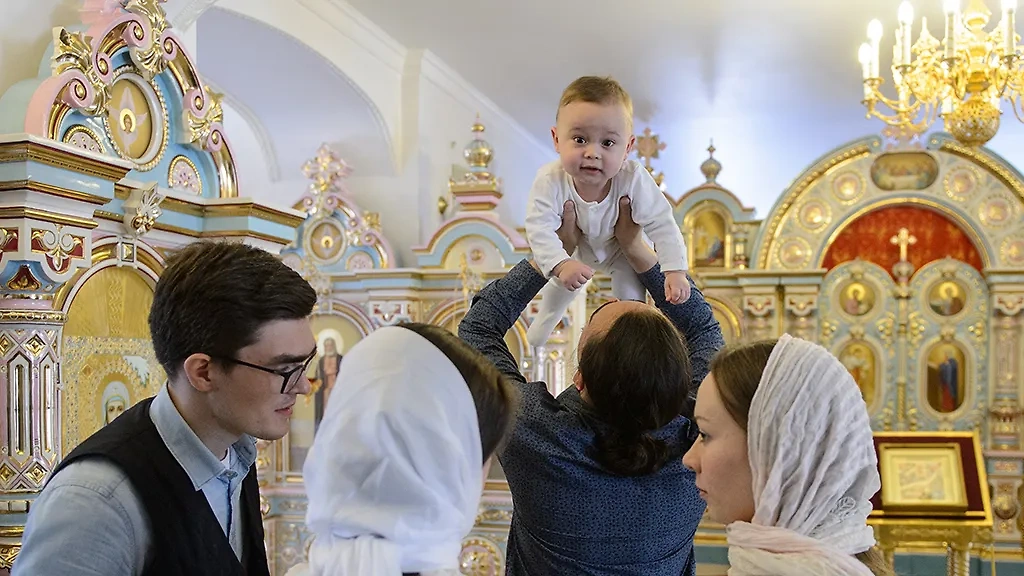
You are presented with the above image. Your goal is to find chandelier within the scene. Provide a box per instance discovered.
[858,0,1022,147]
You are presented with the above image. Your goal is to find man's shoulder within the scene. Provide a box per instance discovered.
[46,457,134,499]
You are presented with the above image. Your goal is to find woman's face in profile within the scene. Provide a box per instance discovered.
[682,374,755,524]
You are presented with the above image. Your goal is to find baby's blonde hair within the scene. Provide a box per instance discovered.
[556,76,633,130]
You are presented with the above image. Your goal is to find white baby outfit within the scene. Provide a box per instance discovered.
[523,158,687,346]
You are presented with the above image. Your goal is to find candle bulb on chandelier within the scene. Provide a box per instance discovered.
[944,0,959,58]
[868,19,883,77]
[898,2,914,65]
[859,43,873,97]
[1004,0,1017,55]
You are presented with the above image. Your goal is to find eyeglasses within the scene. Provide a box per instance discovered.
[217,348,318,394]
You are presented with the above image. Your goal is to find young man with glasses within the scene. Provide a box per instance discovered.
[14,241,318,576]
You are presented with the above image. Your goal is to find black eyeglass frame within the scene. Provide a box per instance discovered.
[216,348,318,394]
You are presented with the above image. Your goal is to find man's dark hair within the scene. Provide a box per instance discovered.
[579,309,691,477]
[148,241,317,378]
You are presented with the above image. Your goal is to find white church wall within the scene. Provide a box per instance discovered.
[3,0,553,266]
[417,51,554,239]
[190,0,553,265]
[0,0,79,102]
[217,98,278,202]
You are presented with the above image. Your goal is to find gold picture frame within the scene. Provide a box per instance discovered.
[878,442,968,513]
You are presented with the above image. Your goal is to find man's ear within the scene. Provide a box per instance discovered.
[573,369,584,392]
[182,353,216,392]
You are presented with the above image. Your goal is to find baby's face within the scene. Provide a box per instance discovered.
[552,100,634,190]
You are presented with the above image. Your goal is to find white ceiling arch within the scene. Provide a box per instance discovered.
[163,0,220,31]
[333,0,1024,215]
[194,0,401,181]
[173,0,1024,215]
[205,78,281,182]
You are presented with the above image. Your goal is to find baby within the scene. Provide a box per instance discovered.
[524,76,690,348]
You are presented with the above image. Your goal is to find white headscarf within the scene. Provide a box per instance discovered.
[726,334,881,576]
[296,325,482,576]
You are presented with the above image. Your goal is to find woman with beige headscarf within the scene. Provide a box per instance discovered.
[683,334,895,576]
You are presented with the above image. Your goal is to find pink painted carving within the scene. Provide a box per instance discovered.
[452,192,501,210]
[183,87,228,153]
[79,0,129,26]
[26,5,165,135]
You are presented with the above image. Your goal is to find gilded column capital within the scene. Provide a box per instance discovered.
[994,293,1024,317]
[782,285,820,343]
[742,293,777,318]
[366,301,417,328]
[740,289,779,342]
[784,292,819,318]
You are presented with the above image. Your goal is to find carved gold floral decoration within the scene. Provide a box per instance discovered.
[52,28,111,116]
[186,86,224,151]
[124,0,172,79]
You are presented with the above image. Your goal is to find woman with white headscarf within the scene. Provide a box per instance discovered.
[287,323,517,576]
[683,334,894,576]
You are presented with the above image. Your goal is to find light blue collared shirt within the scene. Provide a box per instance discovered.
[13,384,257,576]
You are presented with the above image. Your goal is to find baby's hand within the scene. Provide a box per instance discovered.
[665,271,691,304]
[553,259,594,291]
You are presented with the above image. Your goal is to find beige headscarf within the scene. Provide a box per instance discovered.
[726,334,881,576]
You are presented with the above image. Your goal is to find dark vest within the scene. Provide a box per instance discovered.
[52,397,271,576]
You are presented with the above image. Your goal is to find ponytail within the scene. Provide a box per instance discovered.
[590,428,671,476]
[577,309,691,478]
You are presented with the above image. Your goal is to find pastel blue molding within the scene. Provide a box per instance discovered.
[202,215,298,242]
[674,187,758,225]
[93,194,300,243]
[415,217,529,269]
[0,159,115,204]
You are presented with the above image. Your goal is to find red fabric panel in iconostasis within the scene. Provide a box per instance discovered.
[821,206,983,276]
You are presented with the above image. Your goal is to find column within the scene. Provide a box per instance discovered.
[740,284,780,343]
[986,286,1024,549]
[730,222,754,270]
[945,542,971,576]
[890,228,917,431]
[783,284,822,343]
[990,288,1024,450]
[0,137,128,570]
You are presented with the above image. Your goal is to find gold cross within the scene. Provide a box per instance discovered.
[890,228,917,262]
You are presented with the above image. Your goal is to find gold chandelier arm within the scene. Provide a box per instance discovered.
[1008,93,1024,124]
[864,98,932,132]
[863,72,938,135]
[866,80,918,111]
[943,57,970,101]
[996,54,1022,99]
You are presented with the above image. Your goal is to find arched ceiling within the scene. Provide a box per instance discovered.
[195,6,395,182]
[341,0,1024,217]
